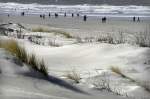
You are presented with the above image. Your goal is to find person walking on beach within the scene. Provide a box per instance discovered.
[55,13,58,18]
[102,17,106,23]
[77,13,79,17]
[49,13,51,17]
[40,14,42,18]
[72,13,74,17]
[43,14,45,19]
[83,15,87,21]
[133,16,136,22]
[64,13,67,17]
[137,17,140,22]
[21,12,25,16]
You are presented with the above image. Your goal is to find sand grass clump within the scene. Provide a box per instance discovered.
[110,66,150,93]
[39,60,48,76]
[32,27,50,32]
[134,31,150,47]
[32,27,72,38]
[65,70,81,83]
[50,30,73,38]
[110,66,126,78]
[0,40,28,62]
[0,40,48,76]
[110,66,135,82]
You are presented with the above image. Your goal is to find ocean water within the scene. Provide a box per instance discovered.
[0,0,150,6]
[0,2,150,17]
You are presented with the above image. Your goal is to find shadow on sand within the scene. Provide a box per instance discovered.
[21,69,89,95]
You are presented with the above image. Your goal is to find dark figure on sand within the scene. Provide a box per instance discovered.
[64,13,67,17]
[72,13,74,17]
[133,16,136,22]
[21,12,25,16]
[43,14,45,19]
[137,17,140,22]
[102,17,107,23]
[49,13,51,17]
[40,14,42,18]
[55,13,58,18]
[77,13,79,17]
[83,15,87,21]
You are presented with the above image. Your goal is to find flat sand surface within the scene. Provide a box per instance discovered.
[1,15,150,37]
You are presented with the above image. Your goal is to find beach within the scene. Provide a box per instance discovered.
[0,2,150,99]
[1,15,150,38]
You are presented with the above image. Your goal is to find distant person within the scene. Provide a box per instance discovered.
[8,14,10,17]
[77,13,79,17]
[83,15,87,21]
[133,16,136,22]
[40,14,42,18]
[49,13,51,17]
[21,12,25,16]
[55,13,58,18]
[72,13,74,17]
[137,17,140,22]
[64,12,67,17]
[43,14,45,19]
[102,17,106,23]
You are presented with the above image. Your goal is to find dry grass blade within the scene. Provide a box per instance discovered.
[66,70,81,83]
[0,39,48,76]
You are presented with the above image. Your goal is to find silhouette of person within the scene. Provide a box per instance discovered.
[40,14,42,18]
[43,14,45,19]
[102,17,106,23]
[133,16,136,22]
[55,13,58,18]
[137,17,140,22]
[83,15,87,21]
[72,13,74,17]
[21,12,25,16]
[49,13,51,17]
[64,13,67,17]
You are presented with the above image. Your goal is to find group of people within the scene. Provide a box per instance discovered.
[18,12,107,22]
[7,12,141,23]
[39,12,88,21]
[133,16,140,22]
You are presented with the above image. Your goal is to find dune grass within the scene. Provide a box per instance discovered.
[110,66,150,92]
[0,39,48,76]
[110,66,127,78]
[32,27,72,38]
[32,27,50,32]
[65,69,81,83]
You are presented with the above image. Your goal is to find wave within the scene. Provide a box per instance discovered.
[0,2,150,17]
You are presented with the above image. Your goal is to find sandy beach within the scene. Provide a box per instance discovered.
[1,15,150,38]
[0,9,150,99]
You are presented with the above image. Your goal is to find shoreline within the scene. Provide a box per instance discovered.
[1,14,150,38]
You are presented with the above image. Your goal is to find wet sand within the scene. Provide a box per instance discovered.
[0,15,150,37]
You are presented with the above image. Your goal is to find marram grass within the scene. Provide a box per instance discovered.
[0,39,48,76]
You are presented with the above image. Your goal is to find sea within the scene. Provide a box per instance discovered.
[0,0,150,18]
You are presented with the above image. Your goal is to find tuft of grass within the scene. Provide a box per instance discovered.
[27,54,39,71]
[39,59,48,76]
[110,66,126,78]
[140,81,150,92]
[32,27,72,38]
[134,31,150,47]
[32,27,50,32]
[0,40,48,76]
[65,69,81,83]
[110,66,150,93]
